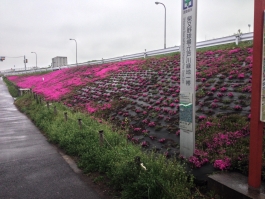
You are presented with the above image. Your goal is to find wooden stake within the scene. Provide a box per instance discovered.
[78,119,82,129]
[99,130,104,146]
[64,112,68,121]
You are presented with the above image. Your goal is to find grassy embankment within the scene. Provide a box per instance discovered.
[8,90,210,199]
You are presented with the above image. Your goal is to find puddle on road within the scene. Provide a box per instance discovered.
[0,136,27,143]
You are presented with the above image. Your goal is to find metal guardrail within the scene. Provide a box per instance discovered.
[2,32,253,76]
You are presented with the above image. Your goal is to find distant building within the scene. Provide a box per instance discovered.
[52,56,67,68]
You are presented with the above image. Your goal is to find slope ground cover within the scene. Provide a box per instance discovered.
[13,93,200,199]
[7,41,265,181]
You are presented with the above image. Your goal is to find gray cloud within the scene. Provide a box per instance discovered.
[0,0,254,71]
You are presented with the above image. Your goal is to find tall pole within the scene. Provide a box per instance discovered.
[24,55,26,70]
[248,0,265,190]
[155,2,166,49]
[70,38,77,66]
[31,52,37,68]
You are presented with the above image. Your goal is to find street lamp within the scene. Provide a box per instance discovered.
[248,24,251,32]
[69,38,77,66]
[31,52,37,68]
[155,2,166,49]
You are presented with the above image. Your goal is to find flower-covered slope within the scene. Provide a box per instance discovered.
[9,46,263,176]
[8,60,143,100]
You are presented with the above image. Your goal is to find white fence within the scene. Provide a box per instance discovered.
[2,32,253,76]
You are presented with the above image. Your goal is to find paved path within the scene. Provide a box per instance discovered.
[0,77,102,199]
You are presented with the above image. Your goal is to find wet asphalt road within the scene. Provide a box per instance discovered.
[0,77,102,199]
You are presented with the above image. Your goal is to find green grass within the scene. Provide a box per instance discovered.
[3,76,19,97]
[196,40,252,53]
[14,93,200,199]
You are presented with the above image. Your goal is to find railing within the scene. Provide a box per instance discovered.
[2,32,253,76]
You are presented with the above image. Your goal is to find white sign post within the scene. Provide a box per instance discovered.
[180,0,197,158]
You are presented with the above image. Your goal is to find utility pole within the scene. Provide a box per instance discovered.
[24,55,27,70]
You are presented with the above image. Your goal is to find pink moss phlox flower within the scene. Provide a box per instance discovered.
[220,87,227,92]
[206,121,212,127]
[217,92,224,97]
[247,48,253,54]
[141,141,148,147]
[229,70,237,75]
[142,111,147,115]
[142,119,148,124]
[211,103,218,108]
[123,112,129,117]
[211,87,216,92]
[155,107,161,111]
[234,105,242,110]
[131,137,139,144]
[148,122,156,127]
[199,102,204,107]
[155,100,161,105]
[158,115,164,119]
[229,49,240,54]
[238,73,245,79]
[246,55,253,63]
[169,103,175,107]
[204,51,214,56]
[228,92,234,97]
[228,75,234,79]
[207,91,213,96]
[149,136,155,140]
[175,130,180,136]
[101,103,111,110]
[164,151,169,158]
[248,114,251,119]
[198,115,206,120]
[127,134,132,140]
[214,157,231,170]
[159,138,166,143]
[242,85,251,92]
[169,110,176,115]
[134,128,142,132]
[142,130,148,134]
[188,149,209,168]
[86,103,98,113]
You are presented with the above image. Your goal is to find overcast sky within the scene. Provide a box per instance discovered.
[0,0,253,71]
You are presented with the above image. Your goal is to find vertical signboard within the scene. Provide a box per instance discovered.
[180,0,197,158]
[260,11,265,122]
